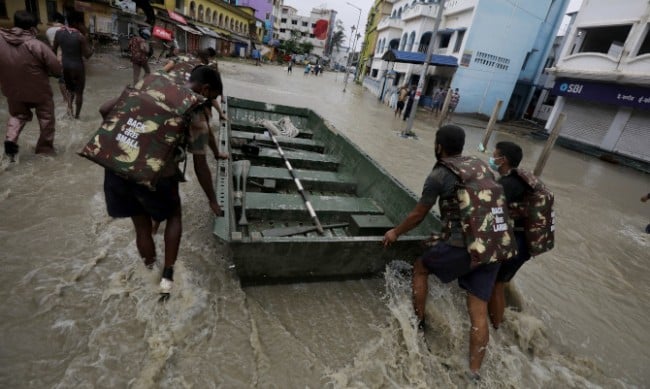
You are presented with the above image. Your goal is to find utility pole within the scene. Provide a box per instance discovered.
[401,0,446,137]
[343,2,362,93]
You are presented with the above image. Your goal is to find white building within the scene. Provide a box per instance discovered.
[365,0,568,119]
[277,6,337,59]
[545,0,650,163]
[271,0,284,42]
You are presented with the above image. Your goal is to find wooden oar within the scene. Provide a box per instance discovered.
[268,133,325,235]
[262,223,349,237]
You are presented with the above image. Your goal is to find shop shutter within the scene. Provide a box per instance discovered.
[614,110,650,162]
[560,99,616,147]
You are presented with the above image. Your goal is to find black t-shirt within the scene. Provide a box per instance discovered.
[419,164,464,247]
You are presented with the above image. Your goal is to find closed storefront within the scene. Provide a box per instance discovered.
[614,110,650,161]
[561,99,616,147]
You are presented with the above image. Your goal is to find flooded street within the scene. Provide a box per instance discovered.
[0,56,648,388]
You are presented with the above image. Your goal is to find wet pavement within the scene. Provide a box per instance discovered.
[0,54,648,388]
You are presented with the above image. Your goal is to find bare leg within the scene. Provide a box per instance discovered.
[467,293,489,374]
[488,282,506,329]
[412,258,429,323]
[163,206,182,270]
[74,90,83,119]
[132,63,141,86]
[131,215,156,266]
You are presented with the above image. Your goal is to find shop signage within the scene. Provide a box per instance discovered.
[168,10,187,25]
[153,26,173,41]
[552,78,650,110]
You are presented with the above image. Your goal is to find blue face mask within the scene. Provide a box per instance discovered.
[488,157,501,171]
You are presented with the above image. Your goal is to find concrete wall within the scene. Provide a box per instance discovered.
[451,0,552,117]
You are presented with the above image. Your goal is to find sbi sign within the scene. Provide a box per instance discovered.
[559,82,584,94]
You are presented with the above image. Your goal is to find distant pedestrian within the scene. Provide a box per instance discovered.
[129,27,151,86]
[0,10,62,160]
[446,88,460,122]
[431,88,443,115]
[304,63,311,76]
[642,192,650,233]
[287,61,293,74]
[395,85,408,117]
[46,12,68,104]
[436,88,449,116]
[402,85,416,121]
[53,12,93,119]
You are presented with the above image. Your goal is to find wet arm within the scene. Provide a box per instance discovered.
[99,96,119,119]
[81,34,93,59]
[43,42,62,77]
[193,154,217,204]
[163,60,176,72]
[393,203,433,236]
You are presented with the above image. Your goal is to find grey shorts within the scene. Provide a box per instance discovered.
[420,242,500,301]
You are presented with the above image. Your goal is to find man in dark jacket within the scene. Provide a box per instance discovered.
[53,12,93,119]
[0,11,62,160]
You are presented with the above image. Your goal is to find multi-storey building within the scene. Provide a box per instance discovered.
[0,0,264,56]
[545,0,650,163]
[277,5,337,59]
[363,0,568,119]
[237,0,274,43]
[358,0,393,81]
[270,0,283,42]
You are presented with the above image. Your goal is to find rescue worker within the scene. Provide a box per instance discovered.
[486,141,531,329]
[129,28,151,87]
[53,12,93,119]
[0,10,62,160]
[98,66,225,295]
[383,125,516,380]
[160,48,227,158]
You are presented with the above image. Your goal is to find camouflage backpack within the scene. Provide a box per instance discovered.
[79,74,205,189]
[509,169,556,256]
[438,156,518,267]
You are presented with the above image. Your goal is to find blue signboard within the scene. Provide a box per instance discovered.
[552,78,650,111]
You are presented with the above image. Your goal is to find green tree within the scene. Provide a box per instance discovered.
[299,41,314,55]
[329,20,346,53]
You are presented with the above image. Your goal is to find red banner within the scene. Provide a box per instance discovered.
[313,19,329,40]
[153,26,173,41]
[168,10,187,25]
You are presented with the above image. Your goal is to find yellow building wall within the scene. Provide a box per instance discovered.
[359,0,384,79]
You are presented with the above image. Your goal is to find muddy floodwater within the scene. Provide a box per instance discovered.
[0,55,648,388]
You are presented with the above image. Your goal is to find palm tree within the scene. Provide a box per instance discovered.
[330,29,346,53]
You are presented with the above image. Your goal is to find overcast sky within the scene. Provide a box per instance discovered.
[284,0,585,46]
[283,0,374,48]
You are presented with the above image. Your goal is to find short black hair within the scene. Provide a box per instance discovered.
[52,12,65,24]
[496,141,523,167]
[189,65,223,96]
[67,11,83,27]
[436,125,465,155]
[14,10,38,30]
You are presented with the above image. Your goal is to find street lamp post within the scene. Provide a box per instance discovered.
[402,0,446,137]
[343,2,362,93]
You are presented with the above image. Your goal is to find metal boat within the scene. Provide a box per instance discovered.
[213,97,440,283]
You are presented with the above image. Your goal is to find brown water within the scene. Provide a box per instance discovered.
[0,56,647,388]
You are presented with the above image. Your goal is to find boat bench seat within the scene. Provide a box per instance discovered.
[248,166,356,193]
[230,122,313,139]
[231,131,324,153]
[232,148,339,171]
[244,193,384,221]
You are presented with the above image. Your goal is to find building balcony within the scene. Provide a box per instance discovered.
[377,17,404,32]
[402,3,439,21]
[552,52,650,85]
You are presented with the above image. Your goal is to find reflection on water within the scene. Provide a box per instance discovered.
[0,57,647,387]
